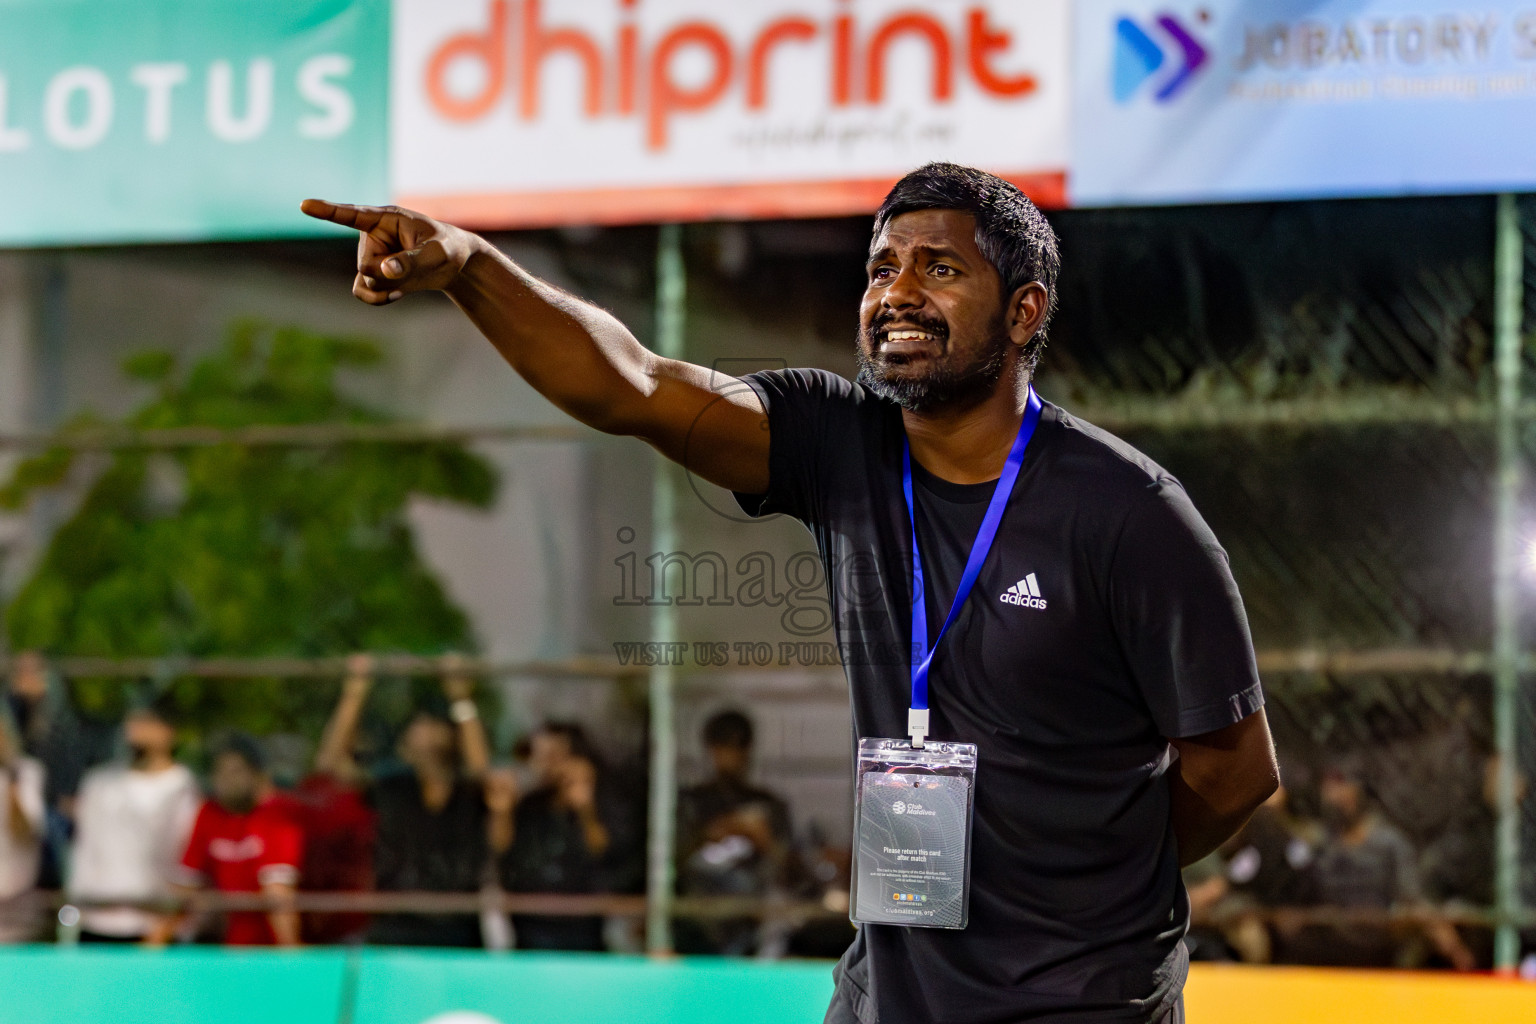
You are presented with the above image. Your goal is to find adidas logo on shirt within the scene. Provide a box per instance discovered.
[1000,573,1048,610]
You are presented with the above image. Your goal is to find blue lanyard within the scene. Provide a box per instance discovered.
[901,387,1042,745]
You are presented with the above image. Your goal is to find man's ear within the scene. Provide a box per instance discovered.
[1007,282,1049,348]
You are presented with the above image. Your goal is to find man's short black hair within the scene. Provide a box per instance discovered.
[872,162,1061,375]
[127,691,180,729]
[212,732,266,773]
[702,709,753,750]
[538,720,600,765]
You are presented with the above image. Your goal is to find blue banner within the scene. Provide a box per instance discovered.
[1071,1,1536,205]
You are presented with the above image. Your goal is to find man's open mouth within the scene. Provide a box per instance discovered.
[877,326,945,356]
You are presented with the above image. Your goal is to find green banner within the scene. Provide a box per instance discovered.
[0,0,388,246]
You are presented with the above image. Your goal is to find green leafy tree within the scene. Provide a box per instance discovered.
[1,321,497,735]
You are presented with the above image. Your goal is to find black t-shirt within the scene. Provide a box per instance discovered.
[368,771,487,948]
[500,782,641,952]
[733,369,1263,1024]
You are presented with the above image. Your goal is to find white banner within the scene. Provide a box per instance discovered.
[391,0,1070,227]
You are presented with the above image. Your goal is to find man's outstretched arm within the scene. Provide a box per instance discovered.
[300,200,770,495]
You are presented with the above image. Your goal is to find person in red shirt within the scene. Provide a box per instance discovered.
[151,734,303,946]
[289,653,380,943]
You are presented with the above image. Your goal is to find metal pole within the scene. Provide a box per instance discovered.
[645,223,685,955]
[1492,193,1525,972]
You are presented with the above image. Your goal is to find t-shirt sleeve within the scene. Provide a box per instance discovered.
[257,818,303,888]
[731,368,860,523]
[1108,476,1264,738]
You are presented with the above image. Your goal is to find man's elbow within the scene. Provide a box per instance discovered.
[1225,756,1280,821]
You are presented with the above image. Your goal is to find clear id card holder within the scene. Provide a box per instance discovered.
[850,737,978,930]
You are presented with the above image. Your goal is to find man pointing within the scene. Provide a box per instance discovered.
[303,163,1278,1023]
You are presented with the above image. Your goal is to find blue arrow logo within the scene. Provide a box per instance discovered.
[1113,13,1210,103]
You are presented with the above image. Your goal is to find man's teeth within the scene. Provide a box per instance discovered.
[885,330,937,342]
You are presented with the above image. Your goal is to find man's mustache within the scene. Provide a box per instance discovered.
[867,310,949,342]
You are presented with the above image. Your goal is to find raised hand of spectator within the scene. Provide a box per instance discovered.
[439,654,489,779]
[343,652,375,698]
[440,652,474,703]
[316,653,375,783]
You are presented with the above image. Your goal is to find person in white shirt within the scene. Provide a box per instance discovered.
[0,711,45,942]
[68,704,200,942]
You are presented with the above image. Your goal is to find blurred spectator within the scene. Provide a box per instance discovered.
[1223,781,1321,908]
[1419,753,1526,968]
[1203,780,1324,964]
[285,654,380,944]
[154,734,303,946]
[1286,765,1474,970]
[0,707,45,942]
[1181,852,1240,962]
[500,722,640,951]
[1421,753,1518,909]
[4,653,88,806]
[68,700,200,942]
[367,658,498,948]
[4,652,107,887]
[675,710,796,956]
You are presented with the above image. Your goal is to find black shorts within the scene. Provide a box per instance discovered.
[821,985,1186,1024]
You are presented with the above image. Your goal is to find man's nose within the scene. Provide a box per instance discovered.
[882,263,925,310]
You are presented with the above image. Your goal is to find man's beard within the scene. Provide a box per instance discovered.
[855,311,1011,413]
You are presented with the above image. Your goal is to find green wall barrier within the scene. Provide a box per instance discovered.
[0,946,352,1024]
[353,950,834,1024]
[0,947,836,1024]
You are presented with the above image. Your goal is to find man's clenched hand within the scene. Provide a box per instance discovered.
[299,200,483,305]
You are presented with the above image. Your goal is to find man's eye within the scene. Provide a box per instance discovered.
[932,265,954,276]
[872,267,895,280]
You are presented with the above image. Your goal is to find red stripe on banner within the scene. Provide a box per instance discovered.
[397,172,1068,228]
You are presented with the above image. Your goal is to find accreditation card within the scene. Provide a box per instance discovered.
[850,737,977,930]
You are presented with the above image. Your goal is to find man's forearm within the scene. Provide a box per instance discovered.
[264,884,301,946]
[1168,772,1260,868]
[300,200,771,494]
[445,243,659,435]
[1167,710,1280,867]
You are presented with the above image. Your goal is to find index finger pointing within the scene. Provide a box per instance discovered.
[299,199,389,232]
